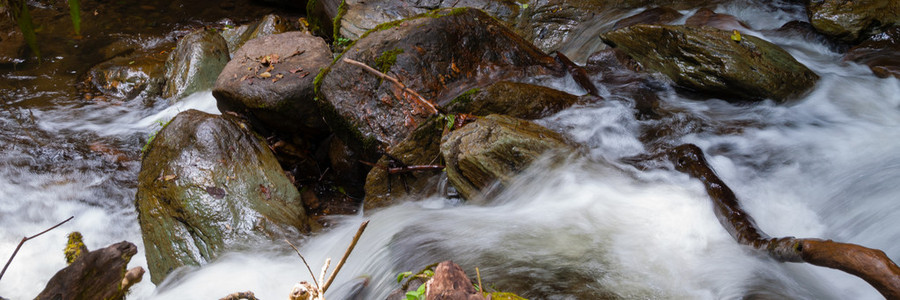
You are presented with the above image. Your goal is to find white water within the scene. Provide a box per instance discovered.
[2,4,900,300]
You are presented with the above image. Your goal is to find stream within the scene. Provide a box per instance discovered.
[2,1,900,299]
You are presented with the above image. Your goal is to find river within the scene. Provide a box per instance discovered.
[2,2,899,300]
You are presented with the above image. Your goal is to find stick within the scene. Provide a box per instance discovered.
[667,144,900,299]
[342,58,441,115]
[286,238,321,292]
[0,216,74,282]
[321,220,369,293]
[476,267,484,294]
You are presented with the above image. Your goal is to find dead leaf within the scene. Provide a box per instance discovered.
[205,186,226,199]
[163,174,177,181]
[259,72,272,79]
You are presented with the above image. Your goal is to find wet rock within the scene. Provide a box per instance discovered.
[336,0,521,41]
[440,114,573,201]
[36,241,143,300]
[84,48,169,100]
[305,0,344,39]
[807,0,900,44]
[685,8,751,31]
[214,31,332,138]
[584,48,667,119]
[220,14,297,53]
[446,81,579,119]
[600,25,819,102]
[426,261,485,300]
[765,21,847,53]
[612,6,683,31]
[844,26,900,79]
[317,8,568,159]
[136,109,310,284]
[363,117,446,210]
[162,29,230,100]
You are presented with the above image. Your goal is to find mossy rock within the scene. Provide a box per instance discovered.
[220,14,296,54]
[162,29,230,100]
[600,25,819,102]
[136,109,310,284]
[447,81,578,119]
[440,114,574,201]
[317,8,567,160]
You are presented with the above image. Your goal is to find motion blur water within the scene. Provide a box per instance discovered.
[2,2,900,300]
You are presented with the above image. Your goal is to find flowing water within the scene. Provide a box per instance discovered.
[2,2,900,299]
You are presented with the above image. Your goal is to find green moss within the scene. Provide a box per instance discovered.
[64,232,86,265]
[448,87,480,108]
[375,48,403,73]
[332,0,348,41]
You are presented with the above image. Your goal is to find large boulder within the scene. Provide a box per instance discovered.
[220,14,297,54]
[136,109,310,284]
[36,241,143,300]
[446,81,579,119]
[844,26,900,79]
[807,0,900,44]
[162,29,230,99]
[317,8,569,159]
[440,114,574,201]
[214,31,332,138]
[600,25,819,102]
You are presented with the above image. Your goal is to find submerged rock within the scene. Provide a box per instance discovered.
[214,31,332,138]
[844,26,900,79]
[317,8,568,159]
[600,25,819,102]
[612,6,683,31]
[0,21,25,65]
[84,48,169,100]
[36,241,143,300]
[685,8,751,31]
[220,14,297,53]
[162,29,230,100]
[807,0,900,44]
[440,114,573,201]
[446,81,580,119]
[136,109,309,284]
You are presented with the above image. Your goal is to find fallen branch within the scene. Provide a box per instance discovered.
[322,220,369,292]
[667,144,900,299]
[0,216,74,282]
[288,220,370,300]
[342,58,441,115]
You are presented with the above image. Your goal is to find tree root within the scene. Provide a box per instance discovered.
[667,144,900,299]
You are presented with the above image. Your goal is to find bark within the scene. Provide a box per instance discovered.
[666,144,900,299]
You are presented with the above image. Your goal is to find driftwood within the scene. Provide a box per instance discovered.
[667,144,900,299]
[35,241,144,300]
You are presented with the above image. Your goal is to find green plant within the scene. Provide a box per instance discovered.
[141,119,169,157]
[397,265,436,300]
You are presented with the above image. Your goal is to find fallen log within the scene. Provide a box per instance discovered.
[666,144,900,299]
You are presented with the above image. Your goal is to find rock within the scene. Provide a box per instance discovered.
[0,23,25,65]
[317,8,568,159]
[446,81,579,119]
[84,47,169,100]
[612,6,683,31]
[363,117,446,210]
[685,8,751,31]
[220,14,297,53]
[214,31,332,138]
[36,241,143,300]
[136,109,310,284]
[162,29,230,100]
[600,25,819,102]
[844,26,900,79]
[583,48,666,120]
[426,261,485,300]
[765,21,847,53]
[305,0,344,39]
[440,114,573,201]
[807,0,900,43]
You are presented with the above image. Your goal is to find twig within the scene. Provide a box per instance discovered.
[285,238,321,292]
[321,220,369,293]
[342,58,441,115]
[0,216,74,281]
[476,267,484,295]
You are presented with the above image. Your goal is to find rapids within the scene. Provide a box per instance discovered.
[2,1,899,299]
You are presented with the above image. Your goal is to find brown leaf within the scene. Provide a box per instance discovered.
[163,174,177,181]
[289,67,304,73]
[205,186,226,199]
[259,72,272,79]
